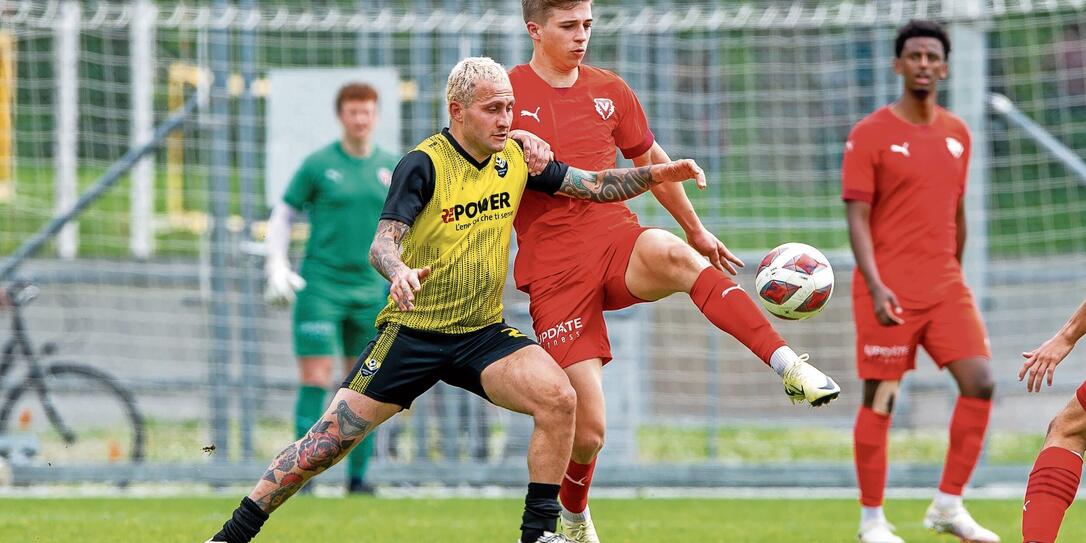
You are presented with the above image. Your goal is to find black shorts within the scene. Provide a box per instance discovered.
[341,321,537,409]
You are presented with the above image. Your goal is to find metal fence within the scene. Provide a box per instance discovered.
[0,0,1084,488]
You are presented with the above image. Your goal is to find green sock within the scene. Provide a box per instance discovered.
[294,385,327,439]
[347,432,375,481]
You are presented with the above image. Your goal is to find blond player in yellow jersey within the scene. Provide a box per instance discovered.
[203,56,707,543]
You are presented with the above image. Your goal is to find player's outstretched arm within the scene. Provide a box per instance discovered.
[1020,297,1086,392]
[369,219,430,312]
[557,159,706,203]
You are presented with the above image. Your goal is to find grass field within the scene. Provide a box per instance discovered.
[1,496,1082,542]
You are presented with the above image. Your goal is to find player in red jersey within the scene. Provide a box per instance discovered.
[511,2,841,540]
[1019,297,1086,543]
[843,20,999,543]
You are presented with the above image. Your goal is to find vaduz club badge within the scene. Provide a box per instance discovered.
[593,98,615,120]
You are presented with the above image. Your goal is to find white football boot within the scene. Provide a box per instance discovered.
[560,505,600,543]
[857,519,906,543]
[923,503,1001,542]
[781,354,841,406]
[517,532,578,543]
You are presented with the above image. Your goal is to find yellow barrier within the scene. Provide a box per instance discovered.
[163,62,413,236]
[0,31,14,202]
[165,62,273,232]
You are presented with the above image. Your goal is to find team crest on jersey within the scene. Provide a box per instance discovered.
[324,169,343,183]
[494,155,508,177]
[377,167,392,187]
[945,137,964,159]
[593,98,615,121]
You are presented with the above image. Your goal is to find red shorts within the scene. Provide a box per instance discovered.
[1077,381,1086,411]
[525,225,652,367]
[853,287,990,381]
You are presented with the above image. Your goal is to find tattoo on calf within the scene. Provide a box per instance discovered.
[559,166,657,202]
[297,421,346,471]
[261,443,298,484]
[258,472,304,511]
[335,400,371,439]
[253,403,373,512]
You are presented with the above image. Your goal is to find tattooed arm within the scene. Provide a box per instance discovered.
[370,150,435,312]
[369,219,430,312]
[369,219,410,281]
[551,159,706,203]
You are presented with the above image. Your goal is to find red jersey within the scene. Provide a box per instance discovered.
[841,105,972,308]
[508,64,655,289]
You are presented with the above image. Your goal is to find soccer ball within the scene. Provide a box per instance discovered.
[754,242,834,320]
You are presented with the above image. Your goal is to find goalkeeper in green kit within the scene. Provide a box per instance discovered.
[263,82,397,495]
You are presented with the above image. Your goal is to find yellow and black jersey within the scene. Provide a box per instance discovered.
[376,128,568,333]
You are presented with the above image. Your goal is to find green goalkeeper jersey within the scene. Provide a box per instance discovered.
[282,140,398,292]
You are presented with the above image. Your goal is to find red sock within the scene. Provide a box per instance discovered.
[854,407,892,507]
[1023,446,1082,543]
[558,458,596,514]
[689,268,786,364]
[938,397,992,495]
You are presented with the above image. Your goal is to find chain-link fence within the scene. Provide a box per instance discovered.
[0,0,1084,488]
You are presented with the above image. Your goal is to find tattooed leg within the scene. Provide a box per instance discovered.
[206,390,397,543]
[248,400,373,512]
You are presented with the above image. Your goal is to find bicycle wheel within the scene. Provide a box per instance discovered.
[0,361,145,463]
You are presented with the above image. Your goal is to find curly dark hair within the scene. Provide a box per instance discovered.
[895,19,951,59]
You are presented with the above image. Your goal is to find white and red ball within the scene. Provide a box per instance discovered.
[754,242,834,320]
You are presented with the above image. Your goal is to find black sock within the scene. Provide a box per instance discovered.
[520,482,561,543]
[209,497,270,543]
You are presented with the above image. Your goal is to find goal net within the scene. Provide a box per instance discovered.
[0,0,1083,483]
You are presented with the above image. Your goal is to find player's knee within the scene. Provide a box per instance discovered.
[1045,417,1070,443]
[534,381,577,423]
[1047,408,1086,443]
[977,379,995,400]
[638,230,697,271]
[299,358,334,386]
[871,393,896,415]
[299,372,330,387]
[551,383,578,417]
[869,380,900,415]
[573,420,605,457]
[965,375,996,400]
[660,237,702,273]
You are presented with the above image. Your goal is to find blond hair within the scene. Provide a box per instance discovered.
[446,57,510,107]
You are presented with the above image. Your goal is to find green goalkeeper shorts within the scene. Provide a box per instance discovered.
[292,265,388,358]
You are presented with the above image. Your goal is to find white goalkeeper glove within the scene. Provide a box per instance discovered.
[263,202,306,306]
[264,259,306,306]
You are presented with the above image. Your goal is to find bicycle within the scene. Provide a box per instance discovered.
[0,281,145,463]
